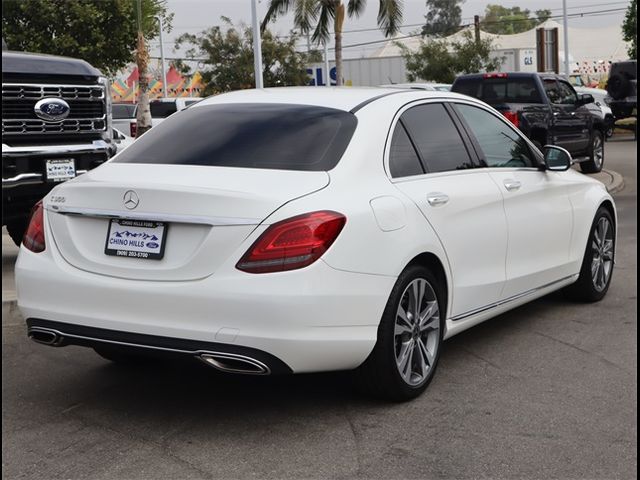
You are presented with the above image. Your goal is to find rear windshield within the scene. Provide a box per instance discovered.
[150,101,178,118]
[453,77,542,103]
[114,103,358,171]
[112,104,136,119]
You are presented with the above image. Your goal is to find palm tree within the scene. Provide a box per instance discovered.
[261,0,403,86]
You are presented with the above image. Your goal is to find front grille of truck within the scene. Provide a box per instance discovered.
[1,83,107,136]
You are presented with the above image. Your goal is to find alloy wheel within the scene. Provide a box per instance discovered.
[593,134,604,169]
[394,278,440,386]
[591,216,614,292]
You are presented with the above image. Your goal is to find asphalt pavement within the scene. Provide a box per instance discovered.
[2,135,637,479]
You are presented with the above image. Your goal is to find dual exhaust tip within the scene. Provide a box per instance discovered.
[28,327,270,375]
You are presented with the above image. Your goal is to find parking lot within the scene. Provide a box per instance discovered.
[2,136,636,479]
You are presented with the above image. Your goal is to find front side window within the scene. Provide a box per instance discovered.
[557,81,578,105]
[455,104,536,169]
[543,80,562,104]
[400,103,474,173]
[114,103,357,171]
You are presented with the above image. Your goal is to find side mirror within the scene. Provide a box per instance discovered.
[543,145,572,171]
[577,93,594,106]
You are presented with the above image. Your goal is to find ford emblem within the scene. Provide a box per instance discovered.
[34,97,70,122]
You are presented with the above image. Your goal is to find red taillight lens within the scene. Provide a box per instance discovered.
[502,110,520,128]
[23,201,45,253]
[130,121,137,138]
[236,211,346,274]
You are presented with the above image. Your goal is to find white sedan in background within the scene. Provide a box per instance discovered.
[575,87,616,139]
[17,88,616,400]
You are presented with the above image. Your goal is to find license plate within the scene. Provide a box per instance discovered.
[104,219,167,260]
[45,158,76,182]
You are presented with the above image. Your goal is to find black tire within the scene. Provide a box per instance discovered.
[564,207,615,302]
[93,345,151,365]
[604,117,615,139]
[355,265,445,401]
[580,130,605,174]
[5,220,28,246]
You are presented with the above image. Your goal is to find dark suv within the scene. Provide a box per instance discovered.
[451,72,606,173]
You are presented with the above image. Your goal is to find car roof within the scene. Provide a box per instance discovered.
[194,87,469,112]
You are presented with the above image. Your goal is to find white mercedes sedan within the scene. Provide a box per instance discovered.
[16,87,616,400]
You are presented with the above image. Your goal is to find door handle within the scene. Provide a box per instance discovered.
[503,179,522,192]
[427,193,449,206]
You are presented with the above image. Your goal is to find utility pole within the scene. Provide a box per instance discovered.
[250,0,264,89]
[474,15,480,44]
[324,41,330,87]
[562,0,570,78]
[156,16,168,98]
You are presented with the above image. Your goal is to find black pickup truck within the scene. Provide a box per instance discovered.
[2,49,115,244]
[451,72,606,174]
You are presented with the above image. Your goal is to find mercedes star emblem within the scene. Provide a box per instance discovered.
[123,190,140,210]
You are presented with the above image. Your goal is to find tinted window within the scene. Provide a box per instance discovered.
[400,103,473,173]
[456,104,535,168]
[453,77,542,103]
[557,81,578,105]
[150,101,178,118]
[543,80,561,104]
[389,123,423,178]
[112,104,136,119]
[114,103,357,171]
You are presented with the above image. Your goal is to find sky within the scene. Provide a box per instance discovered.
[149,0,630,63]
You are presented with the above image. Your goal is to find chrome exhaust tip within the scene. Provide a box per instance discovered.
[198,353,270,375]
[28,328,64,346]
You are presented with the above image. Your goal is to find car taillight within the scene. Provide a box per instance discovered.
[502,110,520,128]
[236,211,346,274]
[130,121,137,138]
[483,72,508,79]
[23,201,45,253]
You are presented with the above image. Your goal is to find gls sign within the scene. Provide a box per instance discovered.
[306,66,337,86]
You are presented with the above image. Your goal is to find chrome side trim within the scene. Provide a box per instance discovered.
[27,327,271,375]
[2,170,88,188]
[2,140,110,157]
[47,205,262,226]
[450,274,578,321]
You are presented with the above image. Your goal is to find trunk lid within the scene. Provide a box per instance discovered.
[46,163,329,281]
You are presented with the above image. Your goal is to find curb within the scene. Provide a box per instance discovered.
[604,169,625,195]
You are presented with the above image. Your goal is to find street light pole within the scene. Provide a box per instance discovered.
[250,0,264,89]
[562,0,570,78]
[324,41,330,87]
[157,15,168,98]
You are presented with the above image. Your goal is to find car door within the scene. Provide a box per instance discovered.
[388,101,508,319]
[543,78,589,154]
[557,79,592,152]
[452,102,574,299]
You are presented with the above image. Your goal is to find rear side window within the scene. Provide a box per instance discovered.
[114,103,357,171]
[150,101,178,118]
[400,103,474,173]
[453,77,542,103]
[389,123,424,178]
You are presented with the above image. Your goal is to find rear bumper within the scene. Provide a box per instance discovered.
[16,243,395,374]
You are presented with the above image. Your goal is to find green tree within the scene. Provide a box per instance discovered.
[481,5,551,35]
[175,20,312,95]
[261,0,403,86]
[399,30,503,83]
[1,0,172,76]
[422,0,463,37]
[622,0,636,59]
